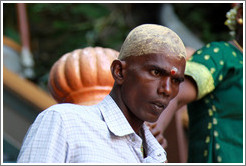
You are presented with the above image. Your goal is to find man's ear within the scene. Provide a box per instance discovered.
[110,59,126,85]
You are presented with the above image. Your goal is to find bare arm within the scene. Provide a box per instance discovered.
[147,76,197,147]
[157,76,197,131]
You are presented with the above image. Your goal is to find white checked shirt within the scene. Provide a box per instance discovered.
[17,95,167,163]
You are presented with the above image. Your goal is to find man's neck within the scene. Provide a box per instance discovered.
[109,88,144,134]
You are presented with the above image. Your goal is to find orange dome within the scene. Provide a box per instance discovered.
[48,47,119,105]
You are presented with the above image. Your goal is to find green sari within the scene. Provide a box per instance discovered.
[185,41,243,163]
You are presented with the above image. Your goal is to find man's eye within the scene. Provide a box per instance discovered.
[172,78,181,84]
[151,69,161,76]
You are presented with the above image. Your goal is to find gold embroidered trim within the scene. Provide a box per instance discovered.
[185,61,215,100]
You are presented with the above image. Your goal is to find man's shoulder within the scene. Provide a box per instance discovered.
[47,103,94,111]
[43,103,102,121]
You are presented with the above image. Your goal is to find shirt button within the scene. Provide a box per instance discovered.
[157,154,162,157]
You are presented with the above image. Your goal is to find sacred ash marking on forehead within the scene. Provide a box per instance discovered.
[118,24,187,60]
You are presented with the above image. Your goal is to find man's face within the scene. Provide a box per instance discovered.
[121,53,186,123]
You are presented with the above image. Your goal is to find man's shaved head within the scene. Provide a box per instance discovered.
[118,24,187,60]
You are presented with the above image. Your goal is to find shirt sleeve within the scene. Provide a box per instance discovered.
[185,42,226,99]
[17,109,68,163]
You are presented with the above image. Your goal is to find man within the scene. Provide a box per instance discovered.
[17,24,187,163]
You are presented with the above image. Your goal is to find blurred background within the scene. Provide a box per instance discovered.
[2,2,232,163]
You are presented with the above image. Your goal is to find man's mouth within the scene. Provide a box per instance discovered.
[151,102,166,113]
[154,102,165,109]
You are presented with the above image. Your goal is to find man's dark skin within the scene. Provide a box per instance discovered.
[109,52,186,134]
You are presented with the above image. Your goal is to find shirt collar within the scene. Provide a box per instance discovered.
[98,95,167,162]
[142,124,167,163]
[98,95,135,137]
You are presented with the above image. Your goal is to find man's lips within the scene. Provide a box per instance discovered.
[151,101,167,113]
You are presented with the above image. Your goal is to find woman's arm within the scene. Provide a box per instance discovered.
[147,76,197,148]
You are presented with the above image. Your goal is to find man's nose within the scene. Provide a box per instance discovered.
[157,77,172,97]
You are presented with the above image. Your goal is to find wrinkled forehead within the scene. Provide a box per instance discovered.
[118,24,187,60]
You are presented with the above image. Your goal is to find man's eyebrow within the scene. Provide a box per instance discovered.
[147,64,185,80]
[147,65,168,74]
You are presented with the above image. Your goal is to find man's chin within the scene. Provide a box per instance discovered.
[145,116,159,123]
